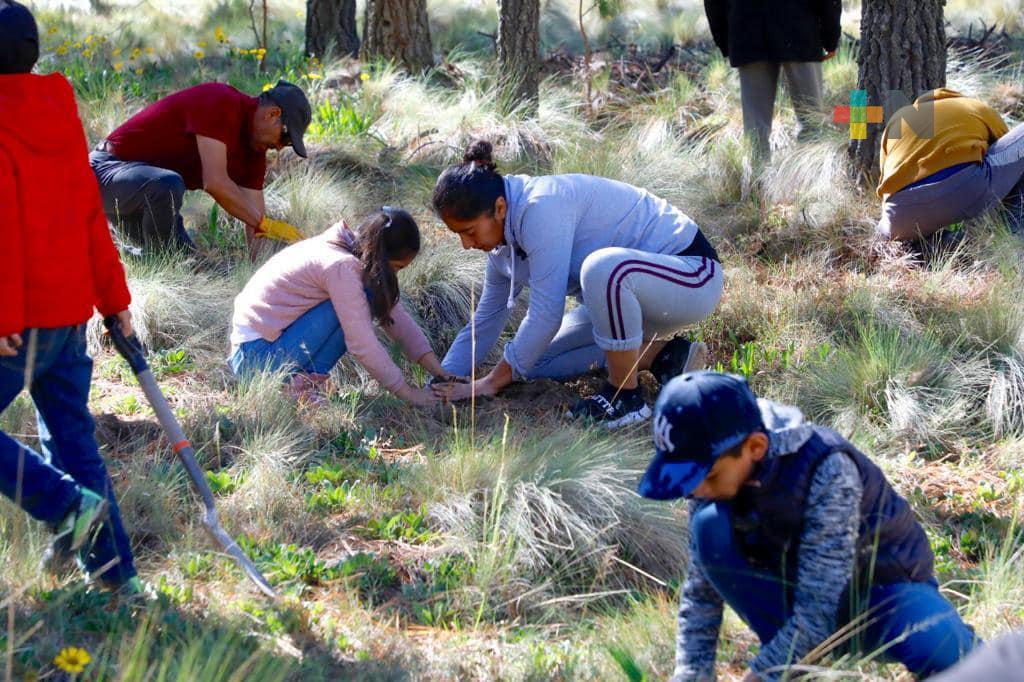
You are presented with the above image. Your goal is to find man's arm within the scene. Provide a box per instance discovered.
[0,151,26,350]
[196,135,263,228]
[818,0,842,54]
[703,1,730,57]
[673,501,725,682]
[748,453,862,680]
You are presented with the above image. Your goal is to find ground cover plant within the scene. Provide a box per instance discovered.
[3,0,1024,679]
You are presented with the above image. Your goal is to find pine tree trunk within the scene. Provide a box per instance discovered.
[851,0,946,182]
[362,0,433,73]
[497,0,540,110]
[305,0,360,59]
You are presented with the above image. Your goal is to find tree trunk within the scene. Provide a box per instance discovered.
[851,0,945,182]
[306,0,360,59]
[362,0,433,73]
[497,0,540,110]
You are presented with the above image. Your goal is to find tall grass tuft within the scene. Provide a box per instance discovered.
[411,425,686,621]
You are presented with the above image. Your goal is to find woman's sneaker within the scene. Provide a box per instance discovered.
[567,383,652,429]
[42,489,109,570]
[651,337,708,386]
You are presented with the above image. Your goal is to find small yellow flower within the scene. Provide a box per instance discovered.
[72,41,81,48]
[113,61,124,72]
[306,73,322,80]
[135,67,144,75]
[262,82,273,92]
[112,48,122,56]
[131,47,142,60]
[84,35,94,46]
[197,41,207,48]
[296,10,304,18]
[145,47,154,55]
[48,26,59,34]
[54,647,91,675]
[56,45,68,56]
[194,50,205,60]
[359,72,370,82]
[99,36,107,43]
[82,49,93,58]
[214,27,226,43]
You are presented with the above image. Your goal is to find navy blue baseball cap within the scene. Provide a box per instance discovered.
[0,1,39,74]
[638,371,766,500]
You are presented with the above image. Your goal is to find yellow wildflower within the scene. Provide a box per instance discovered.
[135,67,144,75]
[113,61,124,72]
[194,50,205,60]
[48,26,58,34]
[54,647,91,674]
[262,82,273,91]
[198,41,207,48]
[56,45,68,56]
[82,49,93,58]
[214,27,226,43]
[255,47,267,58]
[131,47,142,59]
[84,35,94,46]
[145,47,154,55]
[359,72,370,82]
[306,73,322,80]
[112,48,122,56]
[99,36,107,43]
[72,41,81,48]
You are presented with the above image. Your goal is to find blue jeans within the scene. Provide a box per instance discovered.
[89,150,196,253]
[230,300,348,376]
[525,305,607,380]
[0,325,136,586]
[692,503,977,677]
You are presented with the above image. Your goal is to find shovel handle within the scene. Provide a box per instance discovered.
[103,316,149,374]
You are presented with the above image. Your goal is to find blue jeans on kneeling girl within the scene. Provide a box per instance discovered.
[230,300,347,376]
[691,502,978,677]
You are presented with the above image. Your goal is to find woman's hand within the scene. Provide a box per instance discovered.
[431,378,494,402]
[397,385,441,407]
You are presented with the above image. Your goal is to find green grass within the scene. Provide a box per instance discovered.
[4,0,1024,678]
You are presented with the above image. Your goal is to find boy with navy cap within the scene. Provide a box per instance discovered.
[639,371,977,680]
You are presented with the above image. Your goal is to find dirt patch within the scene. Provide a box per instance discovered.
[95,412,165,458]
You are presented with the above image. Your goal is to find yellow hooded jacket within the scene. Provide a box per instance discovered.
[878,88,1008,198]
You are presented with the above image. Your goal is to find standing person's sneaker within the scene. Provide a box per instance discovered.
[567,383,652,429]
[42,489,109,570]
[650,337,708,386]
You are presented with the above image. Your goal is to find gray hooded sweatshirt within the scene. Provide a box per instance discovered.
[441,173,700,378]
[672,400,864,681]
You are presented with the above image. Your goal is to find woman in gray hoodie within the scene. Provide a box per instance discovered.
[431,141,724,428]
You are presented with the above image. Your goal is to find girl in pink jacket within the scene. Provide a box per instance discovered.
[230,208,447,405]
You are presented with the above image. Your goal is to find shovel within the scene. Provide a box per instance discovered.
[103,316,277,599]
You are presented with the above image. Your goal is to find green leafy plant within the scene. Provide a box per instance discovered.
[365,505,434,544]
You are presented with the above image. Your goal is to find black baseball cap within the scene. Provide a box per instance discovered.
[638,371,766,501]
[264,79,311,158]
[0,0,39,74]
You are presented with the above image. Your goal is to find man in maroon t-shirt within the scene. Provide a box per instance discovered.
[90,80,310,253]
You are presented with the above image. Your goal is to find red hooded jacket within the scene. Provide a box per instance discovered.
[0,73,130,337]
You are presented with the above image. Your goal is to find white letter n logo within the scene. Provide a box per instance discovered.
[654,414,674,453]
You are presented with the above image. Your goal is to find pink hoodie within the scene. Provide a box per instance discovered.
[231,222,432,391]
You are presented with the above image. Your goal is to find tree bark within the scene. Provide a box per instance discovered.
[362,0,434,73]
[497,0,541,110]
[851,0,946,182]
[306,0,360,59]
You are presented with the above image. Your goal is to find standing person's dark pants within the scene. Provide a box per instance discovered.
[89,149,196,253]
[0,325,137,586]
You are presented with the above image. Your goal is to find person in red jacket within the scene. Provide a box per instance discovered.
[0,0,140,593]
